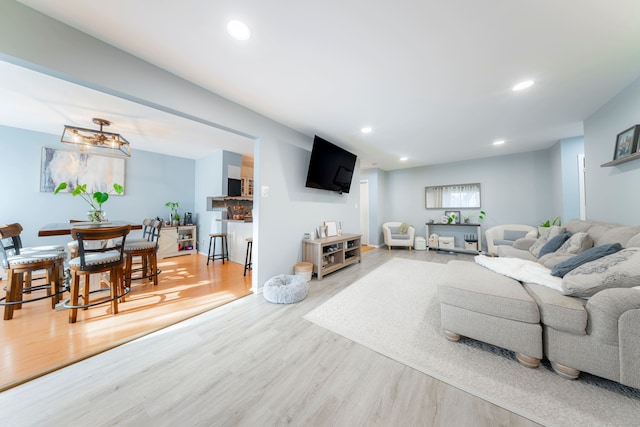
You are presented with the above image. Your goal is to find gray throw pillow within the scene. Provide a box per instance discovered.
[538,233,571,258]
[551,243,623,278]
[555,232,593,255]
[561,247,640,297]
[529,226,564,258]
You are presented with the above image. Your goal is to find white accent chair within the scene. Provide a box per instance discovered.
[383,222,415,250]
[485,224,537,256]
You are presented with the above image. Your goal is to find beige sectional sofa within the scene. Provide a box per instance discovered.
[438,219,640,389]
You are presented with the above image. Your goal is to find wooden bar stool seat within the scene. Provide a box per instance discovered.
[207,233,229,265]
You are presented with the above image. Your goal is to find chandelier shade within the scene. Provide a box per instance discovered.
[61,118,131,158]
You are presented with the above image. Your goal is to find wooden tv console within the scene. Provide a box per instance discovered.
[302,233,361,280]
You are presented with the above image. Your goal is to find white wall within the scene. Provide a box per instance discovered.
[584,75,640,224]
[0,1,360,287]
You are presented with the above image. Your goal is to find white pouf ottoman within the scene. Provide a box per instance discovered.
[263,274,309,304]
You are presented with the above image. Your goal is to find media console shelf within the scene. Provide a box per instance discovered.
[303,233,362,280]
[425,223,482,254]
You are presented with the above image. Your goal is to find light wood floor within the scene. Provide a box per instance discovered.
[0,249,540,426]
[0,254,252,391]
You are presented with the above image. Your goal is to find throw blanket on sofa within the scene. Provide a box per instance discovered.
[474,255,563,291]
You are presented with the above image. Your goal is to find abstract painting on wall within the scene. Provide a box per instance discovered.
[40,147,125,193]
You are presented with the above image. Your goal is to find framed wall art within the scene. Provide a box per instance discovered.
[40,147,125,193]
[613,125,639,161]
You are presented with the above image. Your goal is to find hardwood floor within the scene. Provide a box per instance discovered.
[0,254,252,391]
[0,249,540,426]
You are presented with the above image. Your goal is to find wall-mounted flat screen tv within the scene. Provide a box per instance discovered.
[305,135,357,194]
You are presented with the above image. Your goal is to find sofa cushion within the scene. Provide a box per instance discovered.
[513,237,537,250]
[551,243,623,278]
[497,244,538,260]
[523,283,587,335]
[493,239,515,247]
[439,261,540,324]
[627,232,640,248]
[598,226,640,247]
[503,230,528,241]
[529,226,564,258]
[537,253,575,269]
[398,223,410,234]
[562,247,640,297]
[390,233,410,240]
[538,233,572,258]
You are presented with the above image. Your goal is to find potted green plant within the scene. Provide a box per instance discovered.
[165,201,180,226]
[54,182,124,222]
[539,216,561,235]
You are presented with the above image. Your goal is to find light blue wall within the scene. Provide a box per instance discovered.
[584,75,640,225]
[0,124,194,248]
[0,1,360,288]
[366,150,556,249]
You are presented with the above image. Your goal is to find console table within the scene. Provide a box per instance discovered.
[302,233,361,280]
[425,223,482,254]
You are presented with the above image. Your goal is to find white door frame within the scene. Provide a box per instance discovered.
[359,180,369,245]
[578,154,586,220]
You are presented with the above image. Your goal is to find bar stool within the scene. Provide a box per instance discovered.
[244,237,253,276]
[124,219,162,292]
[207,233,228,265]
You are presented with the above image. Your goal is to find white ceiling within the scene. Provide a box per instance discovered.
[7,0,640,170]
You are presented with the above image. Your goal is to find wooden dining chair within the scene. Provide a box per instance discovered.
[65,225,130,323]
[0,223,66,320]
[124,219,162,293]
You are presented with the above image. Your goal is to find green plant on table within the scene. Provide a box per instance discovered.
[54,182,124,222]
[478,210,487,221]
[446,212,457,224]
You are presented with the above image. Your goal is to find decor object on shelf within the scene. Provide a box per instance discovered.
[263,274,309,304]
[54,182,124,222]
[613,125,639,161]
[444,211,460,224]
[324,220,338,237]
[303,233,362,280]
[165,201,180,226]
[61,118,131,158]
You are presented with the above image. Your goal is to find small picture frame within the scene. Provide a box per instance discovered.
[324,221,338,237]
[613,125,640,160]
[444,210,461,224]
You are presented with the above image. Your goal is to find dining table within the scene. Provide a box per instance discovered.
[38,221,142,237]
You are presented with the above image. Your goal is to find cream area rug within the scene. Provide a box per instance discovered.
[304,258,640,427]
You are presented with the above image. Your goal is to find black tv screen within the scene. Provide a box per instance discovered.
[305,135,357,194]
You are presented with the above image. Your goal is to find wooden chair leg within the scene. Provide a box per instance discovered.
[69,273,80,323]
[3,271,17,320]
[110,267,119,315]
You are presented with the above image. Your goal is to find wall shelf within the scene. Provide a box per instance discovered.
[601,151,640,167]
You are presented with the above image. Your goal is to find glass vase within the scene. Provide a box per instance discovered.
[88,210,106,223]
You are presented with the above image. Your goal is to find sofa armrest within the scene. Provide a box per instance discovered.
[619,308,640,388]
[586,288,640,345]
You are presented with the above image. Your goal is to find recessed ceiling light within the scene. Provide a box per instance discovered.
[512,80,534,91]
[400,157,408,161]
[361,127,372,134]
[493,140,505,145]
[227,20,251,40]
